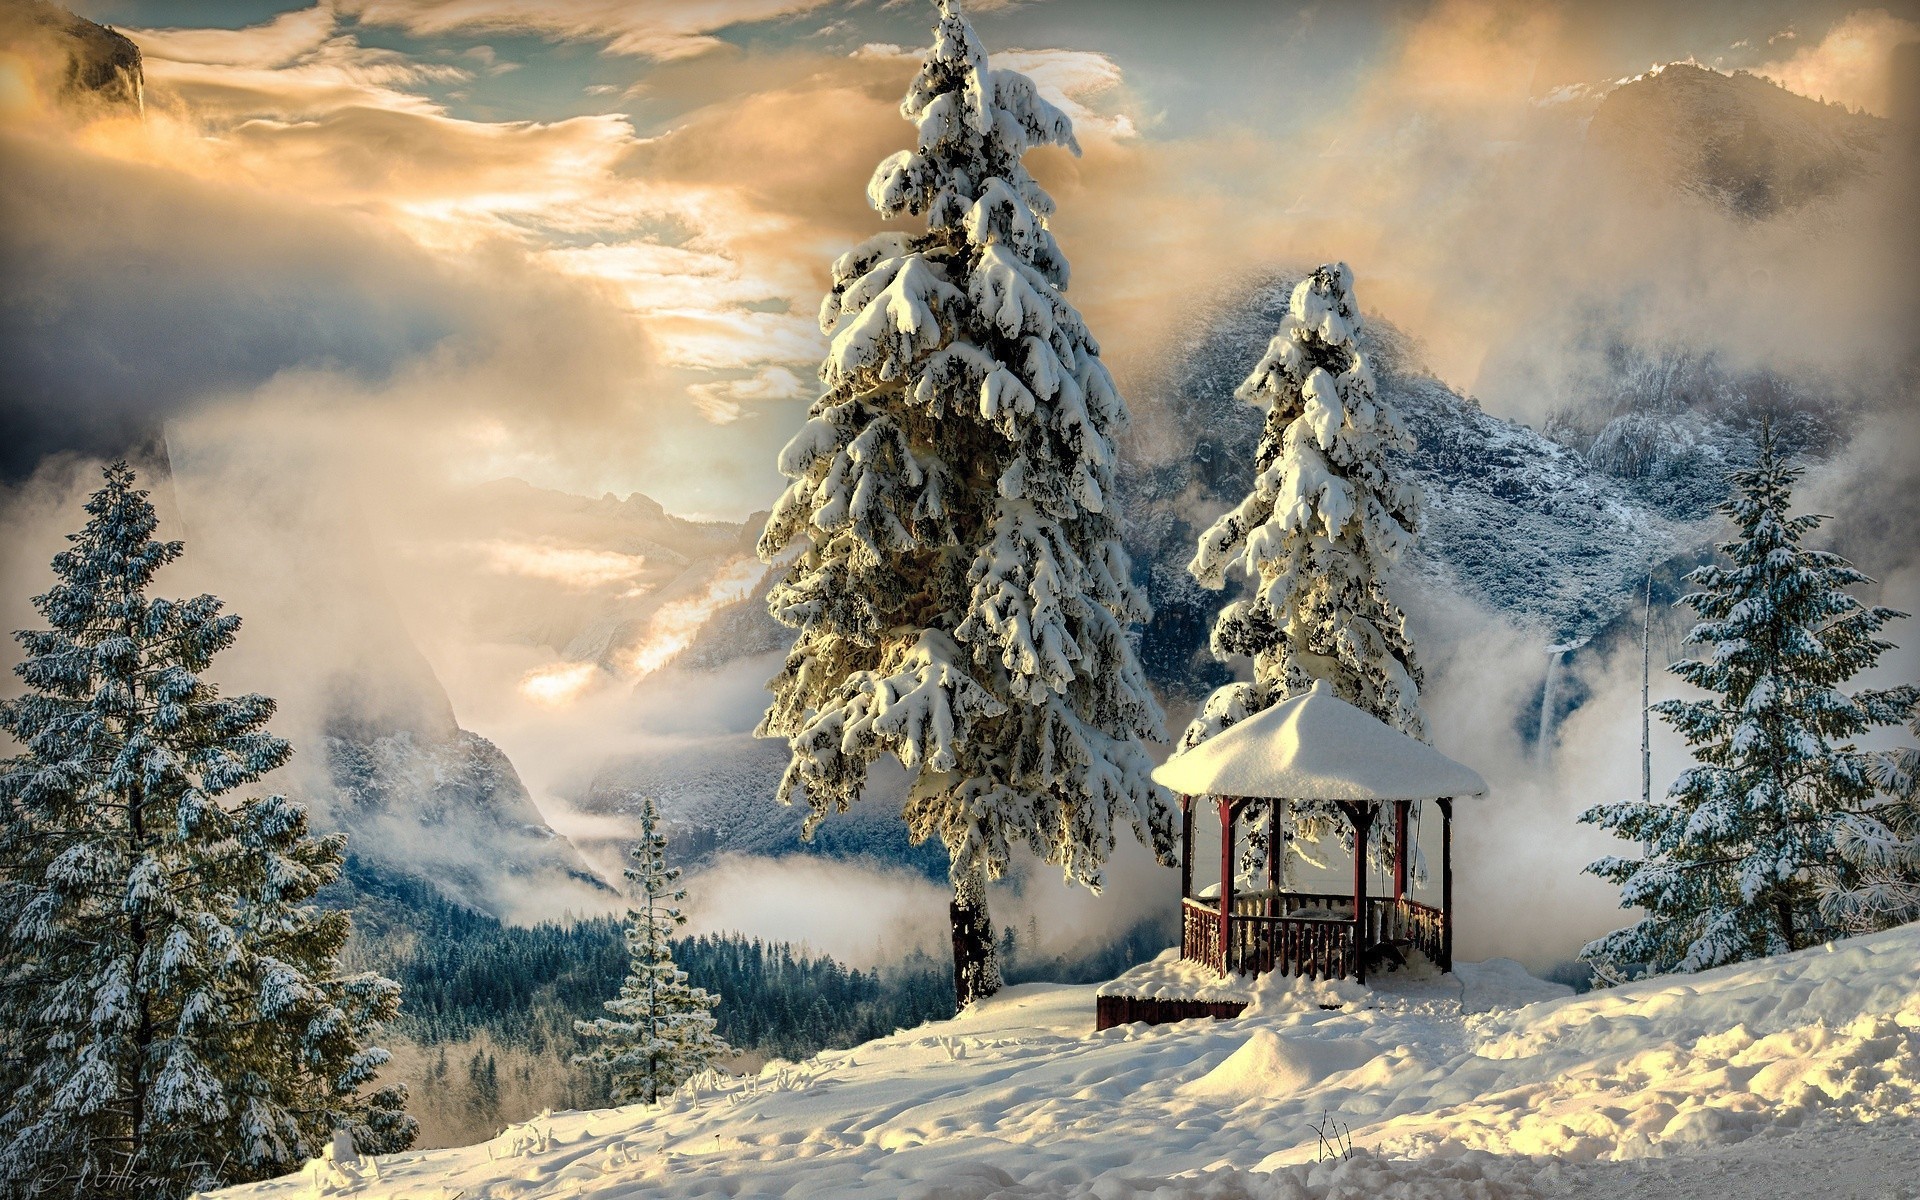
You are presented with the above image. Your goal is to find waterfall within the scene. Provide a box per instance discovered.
[1537,647,1565,768]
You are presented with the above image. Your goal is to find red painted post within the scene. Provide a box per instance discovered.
[1344,802,1374,984]
[1392,799,1411,901]
[1266,802,1280,918]
[1438,797,1454,972]
[1218,798,1235,974]
[1179,795,1193,902]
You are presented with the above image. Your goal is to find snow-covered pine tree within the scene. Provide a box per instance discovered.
[0,463,413,1200]
[1184,264,1425,874]
[1581,432,1916,976]
[1819,707,1920,931]
[574,795,730,1104]
[756,0,1173,1007]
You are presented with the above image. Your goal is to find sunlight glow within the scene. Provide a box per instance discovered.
[627,557,769,679]
[517,660,602,708]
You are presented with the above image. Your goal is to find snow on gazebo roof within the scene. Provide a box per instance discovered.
[1152,681,1488,802]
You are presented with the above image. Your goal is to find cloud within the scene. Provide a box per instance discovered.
[0,4,861,490]
[1754,7,1920,115]
[128,5,339,68]
[0,131,510,470]
[130,6,467,118]
[687,365,811,424]
[682,854,952,967]
[994,48,1137,138]
[337,0,836,60]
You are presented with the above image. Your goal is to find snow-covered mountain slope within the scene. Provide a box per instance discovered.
[325,726,608,918]
[1123,277,1693,669]
[214,924,1920,1199]
[155,434,612,924]
[1586,64,1884,221]
[570,737,947,880]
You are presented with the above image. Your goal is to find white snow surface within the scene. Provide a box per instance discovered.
[1154,681,1487,801]
[212,925,1920,1199]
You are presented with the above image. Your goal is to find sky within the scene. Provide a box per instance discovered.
[2,0,1918,958]
[4,0,1914,516]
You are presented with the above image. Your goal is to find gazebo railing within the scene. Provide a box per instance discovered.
[1365,896,1447,967]
[1181,894,1448,977]
[1181,898,1222,972]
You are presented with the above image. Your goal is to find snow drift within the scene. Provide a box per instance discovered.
[209,924,1920,1199]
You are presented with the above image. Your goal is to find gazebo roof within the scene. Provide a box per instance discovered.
[1152,681,1488,802]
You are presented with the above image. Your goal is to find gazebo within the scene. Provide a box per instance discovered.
[1154,681,1487,984]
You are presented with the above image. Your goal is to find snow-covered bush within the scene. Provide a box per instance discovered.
[1581,433,1917,976]
[574,795,731,1105]
[756,0,1173,1005]
[1184,264,1427,873]
[0,463,413,1197]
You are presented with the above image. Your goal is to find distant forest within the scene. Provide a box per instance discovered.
[333,858,1171,1146]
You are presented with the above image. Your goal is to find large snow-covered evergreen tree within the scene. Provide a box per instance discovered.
[756,0,1173,1006]
[1581,433,1915,976]
[574,795,729,1104]
[0,463,413,1200]
[1184,264,1426,874]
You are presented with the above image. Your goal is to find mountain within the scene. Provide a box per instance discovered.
[1529,65,1884,519]
[1121,274,1693,672]
[158,435,611,923]
[0,0,144,113]
[1587,63,1884,220]
[322,723,609,920]
[572,738,946,882]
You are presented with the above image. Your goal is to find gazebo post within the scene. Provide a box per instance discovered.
[1218,798,1236,973]
[1178,795,1193,901]
[1341,801,1375,983]
[1392,799,1411,901]
[1265,802,1280,917]
[1438,797,1454,972]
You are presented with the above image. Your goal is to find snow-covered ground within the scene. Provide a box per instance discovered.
[215,926,1920,1199]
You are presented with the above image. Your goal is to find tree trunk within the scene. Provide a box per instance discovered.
[950,863,1001,1009]
[1775,895,1800,953]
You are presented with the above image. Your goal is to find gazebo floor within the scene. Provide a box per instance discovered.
[1094,994,1246,1031]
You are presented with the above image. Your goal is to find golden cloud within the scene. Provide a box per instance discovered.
[337,0,835,60]
[1754,7,1920,116]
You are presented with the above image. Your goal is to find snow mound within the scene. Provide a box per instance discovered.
[1452,958,1573,1013]
[1099,949,1255,1003]
[1182,1028,1383,1100]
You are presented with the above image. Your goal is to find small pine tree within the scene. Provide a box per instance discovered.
[574,796,730,1105]
[1185,264,1426,874]
[1819,707,1920,930]
[756,0,1172,1006]
[1581,433,1916,976]
[0,463,413,1199]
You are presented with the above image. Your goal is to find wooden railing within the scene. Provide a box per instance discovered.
[1229,912,1355,979]
[1182,894,1448,978]
[1181,898,1222,971]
